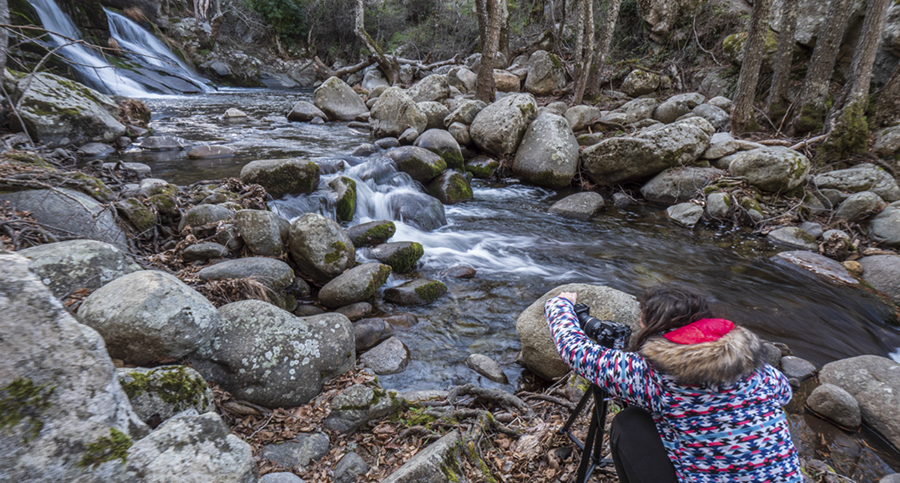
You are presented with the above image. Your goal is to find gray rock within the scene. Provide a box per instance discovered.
[767,227,819,250]
[653,98,692,124]
[0,189,127,246]
[465,354,508,384]
[869,202,900,247]
[17,239,141,300]
[798,221,824,239]
[707,96,732,112]
[577,132,604,146]
[240,158,320,199]
[352,144,380,157]
[414,129,464,170]
[466,154,499,179]
[387,192,447,231]
[512,113,579,189]
[706,192,732,218]
[260,432,330,469]
[565,105,602,131]
[345,220,396,247]
[329,176,357,222]
[187,144,235,159]
[667,202,705,227]
[692,103,730,132]
[702,132,739,159]
[427,169,474,205]
[880,474,900,483]
[621,69,660,96]
[399,127,419,144]
[125,412,256,482]
[470,93,538,156]
[448,121,471,146]
[622,98,659,124]
[288,213,356,284]
[814,163,900,202]
[371,87,427,138]
[140,135,192,151]
[334,302,373,322]
[324,383,403,433]
[417,101,451,131]
[77,270,220,365]
[0,252,147,481]
[516,284,640,380]
[318,263,392,308]
[178,204,235,233]
[819,355,900,449]
[354,318,390,352]
[407,74,450,103]
[640,167,726,204]
[182,241,230,262]
[191,300,354,408]
[781,356,817,382]
[380,430,466,483]
[388,146,447,183]
[444,100,486,127]
[858,255,900,304]
[313,76,368,121]
[807,383,861,429]
[375,137,400,149]
[728,147,810,192]
[116,365,214,424]
[549,192,605,220]
[835,191,886,221]
[874,124,900,157]
[287,100,327,122]
[236,210,285,257]
[103,161,151,177]
[261,473,305,483]
[360,336,410,375]
[384,279,447,305]
[77,142,115,156]
[197,257,295,309]
[772,251,858,285]
[333,452,369,483]
[525,50,566,96]
[370,242,424,273]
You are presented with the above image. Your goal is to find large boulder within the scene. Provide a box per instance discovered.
[76,270,221,365]
[640,167,726,204]
[470,93,538,156]
[512,113,579,189]
[370,87,428,138]
[427,170,474,204]
[406,74,450,103]
[565,105,602,131]
[197,257,296,310]
[728,147,810,192]
[235,210,286,258]
[190,300,355,407]
[813,163,900,202]
[240,158,320,199]
[12,72,125,146]
[317,263,393,308]
[516,284,641,380]
[387,192,447,231]
[819,356,900,449]
[387,146,447,183]
[621,69,660,97]
[0,252,147,482]
[581,118,713,185]
[17,239,141,300]
[288,213,356,283]
[417,101,451,131]
[287,101,327,122]
[858,254,900,304]
[313,76,368,121]
[0,189,127,246]
[116,365,215,424]
[414,129,464,170]
[524,50,566,96]
[444,100,486,127]
[344,220,396,247]
[869,202,900,247]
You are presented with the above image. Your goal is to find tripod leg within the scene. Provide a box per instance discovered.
[574,407,599,483]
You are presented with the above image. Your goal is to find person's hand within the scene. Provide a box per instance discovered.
[558,292,577,304]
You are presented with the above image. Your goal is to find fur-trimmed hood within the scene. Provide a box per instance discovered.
[638,319,767,386]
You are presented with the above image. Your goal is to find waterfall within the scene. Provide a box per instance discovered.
[26,0,210,96]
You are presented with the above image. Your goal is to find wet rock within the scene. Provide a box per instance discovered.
[0,189,127,246]
[287,100,327,122]
[334,302,372,322]
[77,270,220,365]
[187,144,235,159]
[241,158,320,199]
[235,209,285,258]
[371,87,427,138]
[441,266,477,278]
[427,170,473,204]
[318,263,392,308]
[182,241,230,262]
[621,69,660,96]
[334,452,369,483]
[328,176,357,223]
[512,113,579,189]
[470,93,537,156]
[198,257,296,309]
[415,129,464,170]
[345,220,396,247]
[465,354,508,384]
[360,336,410,375]
[772,251,858,285]
[191,300,354,408]
[141,135,192,151]
[77,142,115,156]
[781,356,817,382]
[767,227,819,250]
[728,147,810,193]
[417,101,451,131]
[516,284,640,380]
[223,108,247,118]
[835,191,886,222]
[640,167,726,204]
[388,192,447,231]
[380,430,465,483]
[352,144,380,157]
[288,213,356,283]
[103,161,151,177]
[370,242,424,273]
[260,432,330,469]
[17,239,141,300]
[313,76,368,121]
[814,163,900,202]
[375,137,400,149]
[465,154,499,179]
[444,100,486,127]
[388,146,447,183]
[565,105,602,131]
[354,318,390,352]
[667,203,704,227]
[525,50,566,96]
[407,74,450,103]
[384,278,447,305]
[869,201,900,247]
[325,383,403,433]
[116,365,214,424]
[705,192,732,218]
[549,192,605,220]
[178,204,235,232]
[858,254,900,304]
[807,384,861,429]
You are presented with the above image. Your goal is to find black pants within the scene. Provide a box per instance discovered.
[609,406,679,483]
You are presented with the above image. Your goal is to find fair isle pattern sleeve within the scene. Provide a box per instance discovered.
[544,296,660,411]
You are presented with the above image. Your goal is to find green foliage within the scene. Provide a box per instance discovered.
[79,428,133,469]
[0,378,55,442]
[244,0,307,41]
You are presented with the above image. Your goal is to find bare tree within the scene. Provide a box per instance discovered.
[354,0,399,85]
[499,0,510,65]
[585,0,623,98]
[789,0,854,134]
[731,0,773,134]
[475,0,502,103]
[766,0,798,119]
[572,0,595,105]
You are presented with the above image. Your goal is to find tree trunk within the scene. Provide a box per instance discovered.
[499,0,510,65]
[354,0,399,85]
[475,0,502,103]
[789,0,854,134]
[555,0,567,57]
[818,0,891,163]
[0,0,8,78]
[585,0,622,98]
[731,0,773,134]
[766,0,797,120]
[573,0,595,105]
[875,63,900,127]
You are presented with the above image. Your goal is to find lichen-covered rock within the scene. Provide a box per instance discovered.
[417,101,451,131]
[703,132,740,159]
[512,113,579,189]
[692,104,730,132]
[524,50,566,96]
[565,105,602,131]
[344,220,396,248]
[115,198,157,234]
[494,69,522,92]
[706,192,732,218]
[116,366,214,424]
[549,192,605,220]
[240,159,320,199]
[383,279,447,305]
[235,210,285,258]
[447,122,471,146]
[380,430,466,483]
[834,191,886,222]
[370,87,427,138]
[728,147,810,192]
[869,202,900,247]
[407,74,450,103]
[190,300,354,407]
[465,154,499,179]
[387,146,447,183]
[288,213,356,283]
[313,76,368,121]
[259,432,329,470]
[767,227,819,251]
[621,69,660,97]
[324,383,403,433]
[18,239,141,300]
[427,170,473,204]
[813,163,900,202]
[621,98,659,124]
[444,100,486,127]
[318,263,392,308]
[516,284,640,380]
[369,242,424,273]
[0,189,127,246]
[470,93,538,156]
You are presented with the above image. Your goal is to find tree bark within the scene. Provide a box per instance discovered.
[1,0,9,77]
[573,0,595,105]
[555,0,567,57]
[789,0,854,134]
[354,0,399,85]
[499,0,510,65]
[766,0,797,119]
[731,0,773,134]
[475,0,501,103]
[585,0,622,98]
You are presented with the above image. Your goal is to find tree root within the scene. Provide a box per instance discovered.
[447,383,536,418]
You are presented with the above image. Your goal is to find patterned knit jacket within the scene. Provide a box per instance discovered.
[544,296,802,483]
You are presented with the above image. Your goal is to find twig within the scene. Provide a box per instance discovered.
[693,11,721,66]
[248,411,276,440]
[790,134,827,151]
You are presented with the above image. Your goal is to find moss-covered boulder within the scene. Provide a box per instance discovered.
[621,69,660,97]
[723,30,779,72]
[115,198,158,234]
[426,170,473,204]
[234,209,285,258]
[406,74,450,103]
[370,242,424,274]
[728,147,810,193]
[465,155,499,179]
[240,158,320,199]
[387,146,447,183]
[383,278,447,305]
[345,220,396,247]
[116,366,214,424]
[288,213,356,283]
[317,263,392,308]
[414,129,464,170]
[329,177,357,222]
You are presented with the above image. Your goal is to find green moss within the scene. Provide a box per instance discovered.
[362,264,393,299]
[330,177,357,222]
[5,152,52,167]
[382,243,423,274]
[0,378,55,442]
[251,160,320,198]
[414,280,446,302]
[466,158,499,179]
[794,103,826,134]
[324,241,348,264]
[72,172,114,201]
[79,428,132,468]
[148,193,178,216]
[361,222,396,244]
[816,99,868,165]
[529,169,569,189]
[119,366,210,412]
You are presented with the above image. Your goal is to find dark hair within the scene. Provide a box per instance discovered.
[631,286,715,350]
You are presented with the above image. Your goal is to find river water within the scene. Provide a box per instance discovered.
[109,89,900,476]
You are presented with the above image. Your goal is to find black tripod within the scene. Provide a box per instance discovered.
[557,384,616,483]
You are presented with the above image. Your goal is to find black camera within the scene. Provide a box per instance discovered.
[573,303,632,350]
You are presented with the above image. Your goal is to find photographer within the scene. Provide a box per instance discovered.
[544,286,802,483]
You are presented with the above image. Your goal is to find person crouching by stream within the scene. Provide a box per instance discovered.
[544,286,802,483]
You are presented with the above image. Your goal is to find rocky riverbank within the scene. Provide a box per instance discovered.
[2,51,900,481]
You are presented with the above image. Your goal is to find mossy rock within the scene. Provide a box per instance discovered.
[345,220,396,247]
[78,428,132,469]
[383,278,447,305]
[427,170,473,205]
[370,242,424,274]
[0,378,55,443]
[465,155,499,179]
[240,158,320,198]
[115,198,158,234]
[116,365,214,423]
[329,176,357,222]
